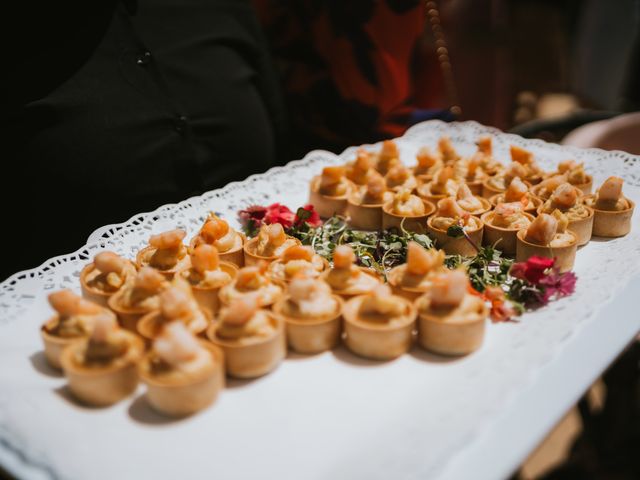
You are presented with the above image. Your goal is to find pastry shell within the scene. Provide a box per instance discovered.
[515,229,578,272]
[459,196,492,216]
[137,308,212,344]
[60,331,144,406]
[320,267,383,299]
[572,175,593,195]
[584,195,635,238]
[386,264,433,301]
[381,199,436,233]
[426,216,484,257]
[206,312,286,378]
[346,196,385,231]
[535,205,594,246]
[242,236,302,267]
[272,295,344,354]
[108,291,159,333]
[308,176,351,218]
[342,295,416,360]
[178,262,238,316]
[417,298,488,355]
[480,211,535,256]
[190,232,246,268]
[80,261,136,308]
[136,246,190,280]
[138,341,225,417]
[481,178,505,199]
[40,322,86,370]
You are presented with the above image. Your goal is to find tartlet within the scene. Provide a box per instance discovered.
[136,229,190,279]
[61,313,143,406]
[412,146,442,182]
[481,161,527,198]
[455,183,492,216]
[537,183,594,246]
[137,278,211,342]
[267,245,328,283]
[207,296,286,378]
[385,165,417,193]
[272,277,343,354]
[108,266,169,332]
[426,198,484,256]
[342,285,416,360]
[218,264,284,308]
[549,159,593,195]
[530,174,570,201]
[346,172,393,231]
[345,148,375,186]
[382,189,436,233]
[308,166,352,218]
[516,212,578,272]
[243,223,301,266]
[190,214,245,267]
[583,176,635,237]
[416,165,458,204]
[386,242,446,300]
[415,269,487,355]
[80,251,136,307]
[481,202,534,256]
[489,176,542,215]
[473,136,503,176]
[138,322,225,416]
[322,245,382,298]
[177,244,237,315]
[41,290,108,369]
[459,153,489,196]
[372,139,402,175]
[510,145,544,185]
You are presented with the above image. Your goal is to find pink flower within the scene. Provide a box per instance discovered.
[539,270,577,303]
[264,203,296,228]
[510,256,555,284]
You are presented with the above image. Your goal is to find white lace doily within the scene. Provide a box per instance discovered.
[1,120,639,480]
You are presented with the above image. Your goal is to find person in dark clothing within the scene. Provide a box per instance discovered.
[4,0,287,281]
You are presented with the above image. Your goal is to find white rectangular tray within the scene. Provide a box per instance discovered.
[1,120,639,480]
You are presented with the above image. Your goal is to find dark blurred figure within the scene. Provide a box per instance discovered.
[252,0,454,157]
[4,0,287,281]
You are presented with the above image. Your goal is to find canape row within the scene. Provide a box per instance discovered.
[308,136,634,248]
[41,241,493,417]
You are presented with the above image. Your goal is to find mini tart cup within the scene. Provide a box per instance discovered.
[417,299,488,356]
[189,232,246,268]
[386,264,432,301]
[272,295,344,354]
[136,246,190,280]
[381,200,436,233]
[531,183,583,202]
[426,217,484,257]
[480,211,535,256]
[138,309,212,345]
[242,236,302,267]
[516,230,578,273]
[80,262,135,308]
[489,193,542,215]
[108,292,157,333]
[536,205,594,246]
[206,313,286,378]
[464,180,485,197]
[460,196,492,216]
[572,175,593,195]
[40,321,86,369]
[308,176,350,218]
[346,196,385,231]
[320,267,383,299]
[585,196,635,238]
[415,185,448,205]
[60,331,144,406]
[342,295,416,361]
[138,341,225,417]
[179,262,238,316]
